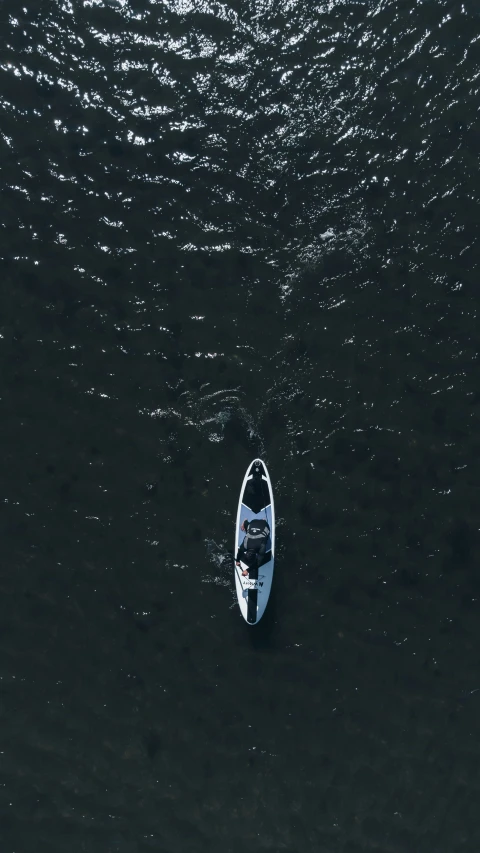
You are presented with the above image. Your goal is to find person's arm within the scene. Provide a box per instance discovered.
[235,543,245,565]
[236,521,248,564]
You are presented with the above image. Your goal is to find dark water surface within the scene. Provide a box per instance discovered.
[1,0,480,850]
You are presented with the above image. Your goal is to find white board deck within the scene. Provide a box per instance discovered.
[234,458,275,625]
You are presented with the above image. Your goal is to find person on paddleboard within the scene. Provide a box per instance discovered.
[236,518,270,577]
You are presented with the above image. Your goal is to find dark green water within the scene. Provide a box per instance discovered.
[1,1,480,851]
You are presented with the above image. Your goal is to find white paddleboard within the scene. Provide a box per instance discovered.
[234,459,275,625]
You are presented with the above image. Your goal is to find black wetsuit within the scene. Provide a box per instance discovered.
[236,518,270,569]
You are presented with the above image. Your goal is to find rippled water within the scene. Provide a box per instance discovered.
[1,1,480,851]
